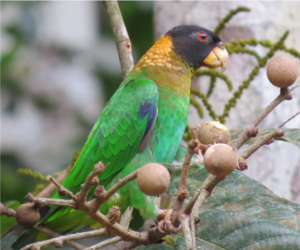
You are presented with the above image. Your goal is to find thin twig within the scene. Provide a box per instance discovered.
[85,236,122,250]
[104,0,134,78]
[105,171,138,202]
[190,188,210,249]
[180,214,193,250]
[185,175,224,216]
[242,128,285,159]
[21,225,86,250]
[27,195,76,209]
[37,165,72,198]
[172,139,199,228]
[21,228,107,250]
[88,171,137,213]
[177,140,199,202]
[75,162,105,204]
[278,111,300,128]
[46,175,76,199]
[233,87,293,149]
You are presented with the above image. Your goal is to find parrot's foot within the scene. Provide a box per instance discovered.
[156,209,181,234]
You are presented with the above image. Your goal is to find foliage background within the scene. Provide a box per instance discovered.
[1,1,154,203]
[1,1,299,210]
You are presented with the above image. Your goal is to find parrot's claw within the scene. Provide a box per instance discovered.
[156,209,181,234]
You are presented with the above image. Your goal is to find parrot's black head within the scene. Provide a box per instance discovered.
[166,25,228,72]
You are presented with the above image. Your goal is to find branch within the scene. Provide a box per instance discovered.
[75,162,106,204]
[26,193,76,209]
[241,116,299,159]
[36,165,71,198]
[21,227,106,250]
[104,0,134,78]
[27,165,147,244]
[85,236,122,250]
[46,175,75,199]
[179,214,193,250]
[88,171,137,213]
[278,111,300,128]
[232,87,293,149]
[175,140,199,208]
[243,130,283,159]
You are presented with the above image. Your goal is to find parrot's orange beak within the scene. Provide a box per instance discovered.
[203,42,228,73]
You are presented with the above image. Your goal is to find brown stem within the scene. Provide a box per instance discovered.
[233,87,293,149]
[27,195,76,209]
[36,166,71,198]
[180,214,193,250]
[178,140,199,193]
[75,162,105,204]
[88,170,137,212]
[242,128,285,159]
[278,111,300,128]
[173,140,199,215]
[46,175,75,199]
[21,228,107,250]
[104,0,134,78]
[85,236,122,250]
[21,225,86,250]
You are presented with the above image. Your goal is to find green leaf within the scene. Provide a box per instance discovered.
[1,201,19,236]
[165,146,300,249]
[135,243,174,250]
[173,235,226,250]
[230,128,300,148]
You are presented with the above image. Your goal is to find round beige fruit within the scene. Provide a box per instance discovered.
[197,121,230,144]
[16,203,40,227]
[266,54,298,88]
[137,163,171,196]
[204,144,238,177]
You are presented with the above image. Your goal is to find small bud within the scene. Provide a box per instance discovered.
[194,216,200,224]
[94,185,106,197]
[25,193,35,202]
[91,176,100,186]
[107,206,120,224]
[137,163,171,196]
[94,162,105,174]
[0,203,5,215]
[58,186,68,197]
[16,203,40,227]
[276,128,285,137]
[246,126,258,137]
[238,156,248,171]
[54,239,63,248]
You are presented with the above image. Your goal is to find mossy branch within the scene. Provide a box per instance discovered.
[206,75,216,97]
[225,46,262,61]
[17,168,48,181]
[191,88,218,120]
[195,69,233,91]
[218,31,289,123]
[214,6,251,35]
[190,96,204,118]
[229,38,300,59]
[183,125,193,142]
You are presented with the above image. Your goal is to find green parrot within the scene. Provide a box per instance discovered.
[11,25,228,249]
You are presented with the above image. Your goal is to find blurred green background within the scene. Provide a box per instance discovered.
[1,1,154,203]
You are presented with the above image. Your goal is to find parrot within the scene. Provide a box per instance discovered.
[10,25,228,249]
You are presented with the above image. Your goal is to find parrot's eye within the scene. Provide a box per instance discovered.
[198,32,208,42]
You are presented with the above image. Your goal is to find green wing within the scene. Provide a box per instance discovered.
[55,78,159,196]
